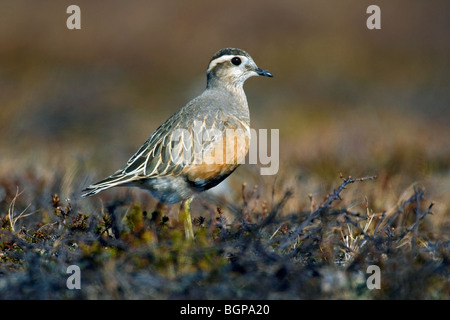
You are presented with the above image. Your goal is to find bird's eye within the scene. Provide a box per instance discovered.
[231,57,241,66]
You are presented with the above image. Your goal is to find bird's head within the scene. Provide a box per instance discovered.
[206,48,272,90]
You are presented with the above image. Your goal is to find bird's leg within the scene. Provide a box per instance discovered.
[180,198,194,240]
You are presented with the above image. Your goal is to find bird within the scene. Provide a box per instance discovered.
[82,48,273,239]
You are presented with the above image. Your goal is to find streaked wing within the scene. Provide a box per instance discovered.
[82,104,250,197]
[120,110,186,178]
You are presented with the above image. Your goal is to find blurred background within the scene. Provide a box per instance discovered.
[0,0,449,226]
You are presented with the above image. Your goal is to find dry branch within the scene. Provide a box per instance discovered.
[279,175,377,250]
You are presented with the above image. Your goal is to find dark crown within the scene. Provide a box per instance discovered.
[209,48,251,64]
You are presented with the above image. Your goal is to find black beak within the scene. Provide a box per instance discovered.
[255,68,273,77]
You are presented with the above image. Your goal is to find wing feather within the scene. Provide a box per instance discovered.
[82,92,251,198]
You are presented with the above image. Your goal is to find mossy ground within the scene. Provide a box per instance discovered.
[1,1,449,300]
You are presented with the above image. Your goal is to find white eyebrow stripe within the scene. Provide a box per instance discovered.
[207,55,247,73]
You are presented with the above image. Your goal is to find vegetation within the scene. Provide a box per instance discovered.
[0,1,449,299]
[0,166,448,299]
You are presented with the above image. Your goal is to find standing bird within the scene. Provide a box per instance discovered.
[82,48,272,239]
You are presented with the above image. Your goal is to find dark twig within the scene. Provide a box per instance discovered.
[383,187,425,230]
[279,175,377,250]
[259,190,293,230]
[374,211,386,236]
[396,199,433,246]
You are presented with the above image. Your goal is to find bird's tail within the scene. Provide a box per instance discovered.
[81,171,138,197]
